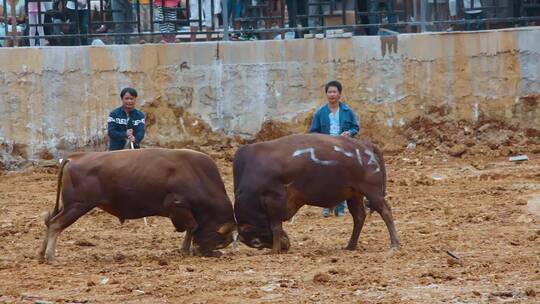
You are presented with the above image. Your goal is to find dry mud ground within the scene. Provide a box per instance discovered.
[0,149,539,303]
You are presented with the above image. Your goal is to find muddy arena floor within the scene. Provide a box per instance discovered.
[0,148,539,303]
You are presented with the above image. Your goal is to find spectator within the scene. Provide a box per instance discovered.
[92,0,111,34]
[48,0,69,46]
[463,0,483,31]
[286,0,306,37]
[0,0,26,47]
[28,0,48,46]
[523,0,540,26]
[366,0,397,35]
[227,0,243,39]
[112,0,133,44]
[66,0,90,45]
[428,0,449,31]
[189,0,221,41]
[108,87,145,151]
[154,0,180,43]
[307,0,329,32]
[137,0,152,33]
[309,80,360,217]
[448,0,457,30]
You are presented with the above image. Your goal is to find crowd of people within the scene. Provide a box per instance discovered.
[0,0,539,46]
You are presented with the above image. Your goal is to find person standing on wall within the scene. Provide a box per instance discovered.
[309,80,360,217]
[108,87,145,151]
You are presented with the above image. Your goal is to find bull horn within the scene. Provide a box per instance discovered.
[217,222,236,235]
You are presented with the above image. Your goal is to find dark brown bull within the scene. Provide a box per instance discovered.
[233,134,400,253]
[38,148,236,263]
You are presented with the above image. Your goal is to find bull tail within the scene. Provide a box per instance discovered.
[365,145,387,213]
[45,158,70,227]
[374,145,387,197]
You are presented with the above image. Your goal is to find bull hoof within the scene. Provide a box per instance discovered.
[204,250,223,258]
[196,250,222,258]
[270,248,288,254]
[37,254,45,264]
[44,256,56,265]
[181,249,192,256]
[344,245,357,251]
[390,243,401,250]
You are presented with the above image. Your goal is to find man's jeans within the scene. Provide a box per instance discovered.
[465,12,483,31]
[112,0,133,44]
[323,202,347,217]
[66,8,89,45]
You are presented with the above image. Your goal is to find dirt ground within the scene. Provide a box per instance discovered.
[0,143,539,304]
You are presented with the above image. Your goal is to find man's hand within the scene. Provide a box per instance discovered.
[340,131,351,137]
[126,129,135,142]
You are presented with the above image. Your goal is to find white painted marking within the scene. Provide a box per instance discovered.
[334,146,353,157]
[232,230,239,252]
[292,148,337,165]
[355,149,363,166]
[364,149,381,173]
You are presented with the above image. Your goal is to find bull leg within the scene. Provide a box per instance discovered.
[165,193,199,256]
[42,203,95,264]
[345,195,367,250]
[38,231,50,263]
[264,190,289,254]
[170,211,197,256]
[269,219,285,254]
[285,188,304,220]
[369,197,400,248]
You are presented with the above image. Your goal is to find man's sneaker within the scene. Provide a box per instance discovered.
[322,208,330,218]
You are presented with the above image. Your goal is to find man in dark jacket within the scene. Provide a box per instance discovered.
[309,80,360,217]
[107,87,145,151]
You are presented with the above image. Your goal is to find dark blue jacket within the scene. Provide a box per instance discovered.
[309,102,360,137]
[107,106,145,151]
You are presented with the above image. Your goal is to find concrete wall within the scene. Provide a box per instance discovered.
[0,27,539,167]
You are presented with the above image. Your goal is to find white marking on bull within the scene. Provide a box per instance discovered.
[292,148,337,165]
[232,230,239,253]
[355,149,363,166]
[334,146,353,157]
[365,149,381,173]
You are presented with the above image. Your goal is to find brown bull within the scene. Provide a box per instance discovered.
[233,134,400,253]
[39,148,236,263]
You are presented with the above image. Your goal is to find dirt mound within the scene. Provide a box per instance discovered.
[400,106,540,158]
[253,111,313,142]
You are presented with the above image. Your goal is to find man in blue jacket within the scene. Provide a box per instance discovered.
[107,87,145,151]
[309,80,360,217]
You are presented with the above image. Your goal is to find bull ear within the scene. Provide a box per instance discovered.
[217,222,237,235]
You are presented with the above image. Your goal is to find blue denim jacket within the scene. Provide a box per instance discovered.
[309,102,360,137]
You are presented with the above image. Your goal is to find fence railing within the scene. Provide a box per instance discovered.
[1,0,539,47]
